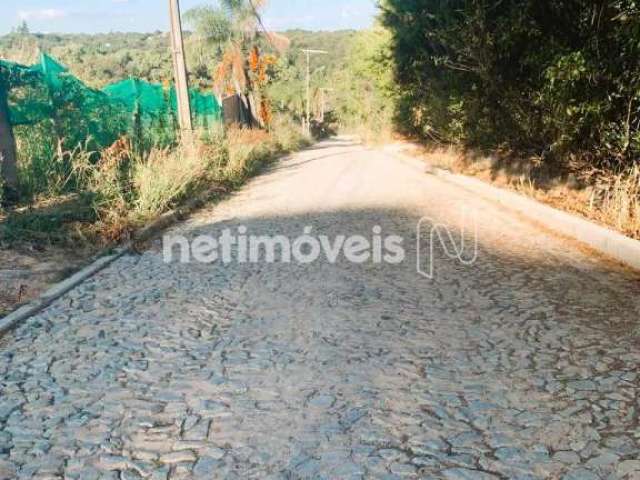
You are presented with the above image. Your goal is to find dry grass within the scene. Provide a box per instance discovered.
[3,117,310,246]
[94,120,307,241]
[586,165,640,238]
[403,143,640,240]
[134,144,215,216]
[224,128,272,181]
[353,125,397,147]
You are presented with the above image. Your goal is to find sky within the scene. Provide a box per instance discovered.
[0,0,378,35]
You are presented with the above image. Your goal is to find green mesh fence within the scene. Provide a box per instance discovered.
[0,53,222,151]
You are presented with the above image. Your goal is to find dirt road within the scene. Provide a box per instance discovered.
[1,138,639,479]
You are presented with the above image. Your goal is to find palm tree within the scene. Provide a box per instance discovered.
[184,0,288,126]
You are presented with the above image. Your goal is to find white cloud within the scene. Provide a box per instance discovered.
[18,8,67,21]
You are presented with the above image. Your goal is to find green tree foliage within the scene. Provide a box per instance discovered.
[184,4,234,85]
[331,27,395,134]
[16,22,30,35]
[0,32,175,89]
[264,28,395,133]
[185,0,265,96]
[266,30,357,120]
[0,27,392,134]
[184,6,233,44]
[380,0,640,170]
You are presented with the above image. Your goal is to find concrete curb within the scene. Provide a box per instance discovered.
[0,184,229,338]
[0,249,127,337]
[390,149,640,271]
[133,184,229,242]
[0,142,301,337]
[0,144,305,337]
[0,150,302,337]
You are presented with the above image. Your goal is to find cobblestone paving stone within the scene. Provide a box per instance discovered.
[1,138,640,479]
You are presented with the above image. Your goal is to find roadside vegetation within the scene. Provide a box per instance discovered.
[1,119,306,247]
[375,0,640,239]
[0,3,310,250]
[3,0,639,266]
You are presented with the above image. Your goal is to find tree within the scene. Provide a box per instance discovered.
[16,21,30,35]
[331,27,394,133]
[184,5,232,45]
[379,0,640,171]
[184,0,279,126]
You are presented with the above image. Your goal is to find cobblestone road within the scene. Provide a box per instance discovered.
[1,138,640,479]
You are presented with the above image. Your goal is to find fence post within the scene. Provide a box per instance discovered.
[40,53,65,158]
[0,77,18,197]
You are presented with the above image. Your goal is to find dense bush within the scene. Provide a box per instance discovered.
[380,0,640,172]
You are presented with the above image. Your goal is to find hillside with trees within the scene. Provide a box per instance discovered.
[0,28,359,121]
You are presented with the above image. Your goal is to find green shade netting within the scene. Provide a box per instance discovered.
[40,53,67,89]
[0,53,222,149]
[103,78,170,117]
[104,78,223,127]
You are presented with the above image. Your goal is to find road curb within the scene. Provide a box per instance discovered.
[440,171,640,270]
[0,249,127,337]
[0,184,228,338]
[132,184,229,241]
[0,157,292,337]
[390,149,640,271]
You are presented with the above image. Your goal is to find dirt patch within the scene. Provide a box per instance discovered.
[0,245,92,316]
[0,194,101,316]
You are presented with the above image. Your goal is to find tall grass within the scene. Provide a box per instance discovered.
[589,165,640,239]
[133,144,214,216]
[413,144,640,240]
[14,124,71,199]
[3,116,309,245]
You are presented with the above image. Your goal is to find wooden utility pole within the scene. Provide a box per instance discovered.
[318,88,334,122]
[305,49,310,134]
[169,0,193,135]
[301,49,327,135]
